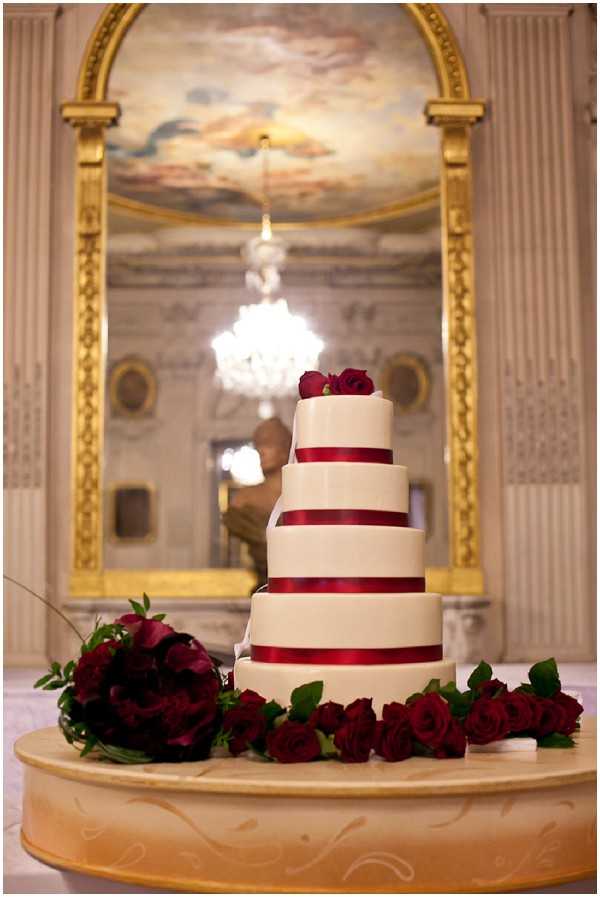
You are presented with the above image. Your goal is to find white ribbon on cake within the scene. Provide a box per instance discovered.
[233,389,383,663]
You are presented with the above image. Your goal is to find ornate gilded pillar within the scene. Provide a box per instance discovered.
[426,100,485,595]
[60,102,120,593]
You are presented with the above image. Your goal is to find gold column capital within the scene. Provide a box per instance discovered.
[425,99,486,127]
[61,101,121,128]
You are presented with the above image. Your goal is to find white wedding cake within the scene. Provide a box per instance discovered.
[234,393,455,712]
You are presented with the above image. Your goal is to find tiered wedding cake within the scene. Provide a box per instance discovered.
[235,391,455,712]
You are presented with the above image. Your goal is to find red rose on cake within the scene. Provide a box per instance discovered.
[333,368,375,395]
[333,698,377,763]
[299,370,329,398]
[298,368,375,398]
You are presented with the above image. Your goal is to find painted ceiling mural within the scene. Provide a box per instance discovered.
[108,4,440,224]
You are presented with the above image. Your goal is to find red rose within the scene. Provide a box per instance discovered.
[382,701,410,725]
[238,688,266,707]
[326,373,342,393]
[344,697,376,723]
[110,685,165,729]
[476,678,508,699]
[223,697,267,756]
[309,701,346,734]
[434,718,467,758]
[500,690,534,733]
[335,368,375,395]
[334,716,376,763]
[266,720,321,763]
[408,693,451,749]
[299,371,329,398]
[162,675,220,747]
[464,697,510,744]
[226,670,235,690]
[374,705,412,762]
[117,613,175,649]
[73,640,118,703]
[532,697,567,738]
[165,639,214,676]
[552,691,583,736]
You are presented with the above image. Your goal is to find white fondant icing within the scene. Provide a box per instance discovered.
[282,462,408,512]
[268,525,424,578]
[234,658,456,714]
[295,395,393,449]
[250,592,441,648]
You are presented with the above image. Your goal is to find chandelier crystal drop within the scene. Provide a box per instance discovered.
[212,134,324,403]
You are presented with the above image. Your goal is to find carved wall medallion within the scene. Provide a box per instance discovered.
[381,353,431,414]
[109,357,157,418]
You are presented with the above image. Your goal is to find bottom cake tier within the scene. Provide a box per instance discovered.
[234,657,456,714]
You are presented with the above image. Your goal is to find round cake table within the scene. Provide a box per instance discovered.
[16,722,596,893]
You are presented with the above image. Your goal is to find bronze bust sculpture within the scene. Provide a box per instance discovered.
[222,417,292,590]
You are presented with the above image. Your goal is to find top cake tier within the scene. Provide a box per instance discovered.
[295,395,394,455]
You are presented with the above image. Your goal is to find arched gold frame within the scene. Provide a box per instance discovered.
[62,3,485,599]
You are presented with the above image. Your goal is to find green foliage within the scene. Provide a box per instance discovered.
[438,681,474,719]
[467,660,493,690]
[217,689,241,712]
[261,700,286,727]
[528,658,561,698]
[537,732,575,748]
[288,681,323,722]
[316,729,339,758]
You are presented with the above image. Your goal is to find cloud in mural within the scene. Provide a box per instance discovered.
[186,86,229,105]
[129,119,202,159]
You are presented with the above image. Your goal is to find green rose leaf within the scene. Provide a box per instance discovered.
[537,732,575,748]
[316,729,339,758]
[288,681,324,722]
[528,658,561,698]
[261,700,285,727]
[423,678,441,694]
[439,681,474,718]
[142,592,151,612]
[467,660,493,690]
[405,691,423,705]
[128,598,146,617]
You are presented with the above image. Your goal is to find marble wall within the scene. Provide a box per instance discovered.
[3,3,596,665]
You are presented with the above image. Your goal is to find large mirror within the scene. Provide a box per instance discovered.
[63,3,485,599]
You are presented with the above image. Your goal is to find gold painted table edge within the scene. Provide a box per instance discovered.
[16,723,597,894]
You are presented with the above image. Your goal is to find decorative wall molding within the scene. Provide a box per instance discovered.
[4,5,59,664]
[486,4,592,659]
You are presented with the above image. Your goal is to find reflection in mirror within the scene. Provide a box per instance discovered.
[104,3,449,576]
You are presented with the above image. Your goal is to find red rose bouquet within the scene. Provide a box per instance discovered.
[299,368,375,398]
[35,599,582,764]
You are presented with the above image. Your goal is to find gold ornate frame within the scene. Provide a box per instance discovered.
[109,357,157,418]
[62,2,485,598]
[108,481,157,543]
[381,353,431,414]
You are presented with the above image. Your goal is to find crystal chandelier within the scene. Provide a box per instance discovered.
[212,135,323,417]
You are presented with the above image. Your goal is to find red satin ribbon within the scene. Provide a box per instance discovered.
[295,447,393,464]
[268,577,425,593]
[251,644,443,665]
[281,509,408,526]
